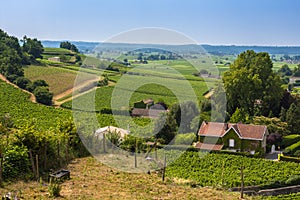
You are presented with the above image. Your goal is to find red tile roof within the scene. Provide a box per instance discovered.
[198,122,267,140]
[194,142,224,151]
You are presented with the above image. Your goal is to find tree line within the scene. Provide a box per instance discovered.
[0,29,53,105]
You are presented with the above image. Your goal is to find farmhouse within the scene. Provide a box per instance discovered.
[195,121,268,154]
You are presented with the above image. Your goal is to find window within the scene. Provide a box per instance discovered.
[229,139,235,147]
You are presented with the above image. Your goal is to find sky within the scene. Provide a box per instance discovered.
[0,0,300,46]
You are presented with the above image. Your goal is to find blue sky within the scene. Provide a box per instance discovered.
[0,0,300,45]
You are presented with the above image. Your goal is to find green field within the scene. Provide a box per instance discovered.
[62,73,211,112]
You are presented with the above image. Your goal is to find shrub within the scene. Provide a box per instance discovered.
[174,133,196,145]
[285,175,300,186]
[33,86,53,105]
[3,145,31,180]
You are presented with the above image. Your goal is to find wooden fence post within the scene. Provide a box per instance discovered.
[240,166,244,199]
[0,153,3,185]
[103,134,106,153]
[36,154,39,180]
[134,138,137,168]
[162,154,166,182]
[29,150,36,179]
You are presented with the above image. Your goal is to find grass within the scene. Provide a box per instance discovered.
[0,157,244,200]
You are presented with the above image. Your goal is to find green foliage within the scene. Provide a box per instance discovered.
[282,134,300,147]
[22,36,44,60]
[223,50,284,117]
[119,135,145,153]
[98,74,109,87]
[48,178,62,197]
[278,64,292,76]
[293,64,300,77]
[33,86,53,105]
[230,107,249,123]
[0,29,25,78]
[14,77,31,89]
[178,101,200,133]
[2,145,31,180]
[284,141,300,155]
[60,41,79,53]
[154,112,177,144]
[174,133,196,145]
[286,103,300,133]
[0,81,70,129]
[166,151,300,188]
[253,116,290,135]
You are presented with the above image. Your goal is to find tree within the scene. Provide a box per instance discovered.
[0,29,25,79]
[60,41,78,53]
[33,86,53,105]
[278,64,292,76]
[27,79,49,92]
[294,64,300,77]
[178,101,199,133]
[223,50,284,117]
[253,116,290,136]
[14,77,31,89]
[22,36,44,59]
[210,83,227,122]
[286,103,300,133]
[154,112,177,144]
[230,108,249,123]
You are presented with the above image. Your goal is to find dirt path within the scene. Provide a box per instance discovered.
[54,80,116,107]
[53,77,101,106]
[0,73,36,103]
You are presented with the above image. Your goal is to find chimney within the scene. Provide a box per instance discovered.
[224,123,229,130]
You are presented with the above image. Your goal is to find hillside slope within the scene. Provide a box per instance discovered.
[0,157,243,200]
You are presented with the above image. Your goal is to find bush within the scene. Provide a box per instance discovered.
[285,175,300,186]
[33,86,53,105]
[3,145,31,180]
[174,133,196,145]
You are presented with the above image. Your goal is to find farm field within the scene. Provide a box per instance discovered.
[0,80,71,129]
[24,65,98,96]
[62,74,211,112]
[0,80,151,132]
[166,151,300,188]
